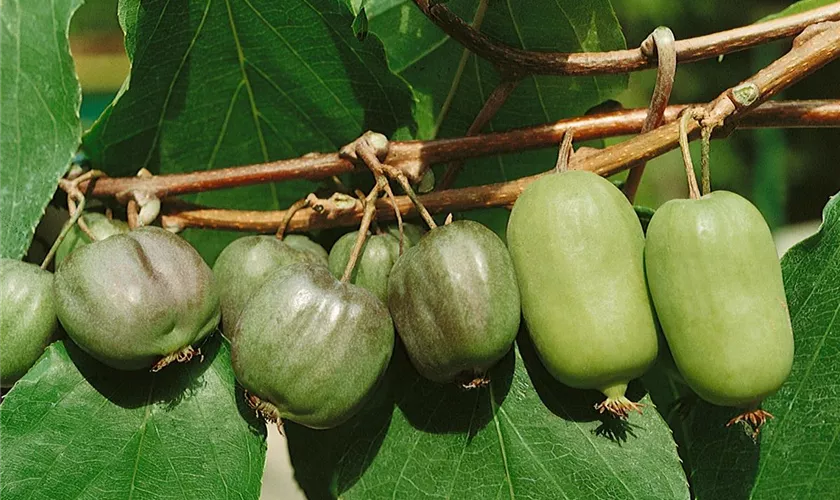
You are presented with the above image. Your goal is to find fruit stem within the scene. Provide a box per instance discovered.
[42,169,105,269]
[727,407,774,439]
[41,195,87,270]
[678,109,702,200]
[380,177,406,255]
[553,129,575,173]
[341,179,383,283]
[700,122,714,196]
[381,164,438,230]
[275,198,310,240]
[623,26,676,202]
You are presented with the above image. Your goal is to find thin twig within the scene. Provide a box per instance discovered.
[127,199,140,229]
[43,170,104,269]
[42,196,86,270]
[439,78,521,189]
[623,26,677,202]
[381,164,437,229]
[577,23,840,177]
[679,110,702,200]
[700,124,713,196]
[410,0,840,76]
[341,182,382,282]
[381,180,405,254]
[554,130,575,173]
[275,198,309,239]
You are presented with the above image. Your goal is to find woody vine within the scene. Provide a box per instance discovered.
[60,2,840,242]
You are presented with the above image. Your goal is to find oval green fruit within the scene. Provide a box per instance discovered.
[507,170,658,416]
[55,212,129,267]
[0,259,58,387]
[387,220,520,385]
[55,226,220,370]
[213,234,327,337]
[644,191,793,417]
[231,263,394,429]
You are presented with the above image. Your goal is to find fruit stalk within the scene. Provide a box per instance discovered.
[678,110,703,200]
[623,26,676,202]
[341,179,384,283]
[275,198,309,240]
[41,170,104,270]
[41,195,87,270]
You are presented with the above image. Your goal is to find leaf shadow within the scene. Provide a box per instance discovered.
[644,362,761,499]
[393,341,515,436]
[286,355,397,500]
[65,332,222,411]
[517,327,649,444]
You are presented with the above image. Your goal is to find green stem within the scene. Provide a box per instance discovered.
[678,111,702,200]
[700,125,712,196]
[41,197,86,270]
[275,198,309,240]
[383,165,437,229]
[341,179,383,283]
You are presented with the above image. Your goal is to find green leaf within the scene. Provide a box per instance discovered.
[760,0,837,22]
[646,193,840,498]
[359,0,628,230]
[288,336,690,500]
[0,337,266,500]
[0,0,83,259]
[82,0,415,263]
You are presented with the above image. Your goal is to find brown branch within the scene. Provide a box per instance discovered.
[410,0,840,76]
[82,153,356,199]
[80,100,840,200]
[161,25,840,234]
[576,22,840,177]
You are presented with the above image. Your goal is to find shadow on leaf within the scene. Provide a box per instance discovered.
[517,328,606,423]
[518,328,652,444]
[644,362,761,499]
[65,332,222,410]
[393,342,514,436]
[287,356,397,500]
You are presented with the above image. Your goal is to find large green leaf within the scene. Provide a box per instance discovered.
[82,0,415,263]
[646,193,840,499]
[357,0,628,233]
[288,335,690,500]
[0,0,83,259]
[760,0,837,22]
[0,336,266,500]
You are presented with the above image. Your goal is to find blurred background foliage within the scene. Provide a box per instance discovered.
[69,0,838,230]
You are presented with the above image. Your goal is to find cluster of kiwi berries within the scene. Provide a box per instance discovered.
[0,165,793,436]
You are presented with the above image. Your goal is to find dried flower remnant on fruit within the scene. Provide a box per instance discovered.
[246,391,284,433]
[727,408,774,439]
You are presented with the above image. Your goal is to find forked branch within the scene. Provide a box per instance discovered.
[410,0,840,76]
